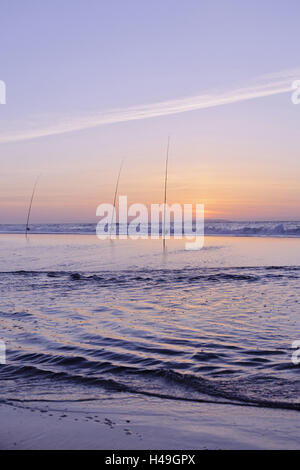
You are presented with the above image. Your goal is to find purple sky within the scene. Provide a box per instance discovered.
[1,1,300,222]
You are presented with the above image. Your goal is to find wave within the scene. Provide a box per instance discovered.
[1,221,300,237]
[1,256,298,414]
[1,360,299,412]
[0,266,299,286]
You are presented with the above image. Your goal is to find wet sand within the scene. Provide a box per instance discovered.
[1,396,299,450]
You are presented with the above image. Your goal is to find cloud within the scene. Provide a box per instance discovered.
[0,69,298,144]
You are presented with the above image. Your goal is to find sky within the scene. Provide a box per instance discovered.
[1,0,300,222]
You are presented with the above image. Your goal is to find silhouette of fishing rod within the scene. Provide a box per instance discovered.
[110,159,124,239]
[25,176,40,238]
[163,137,170,252]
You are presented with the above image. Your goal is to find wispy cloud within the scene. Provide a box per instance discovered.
[0,69,298,144]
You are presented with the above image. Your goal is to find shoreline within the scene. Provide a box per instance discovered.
[1,234,299,450]
[1,232,300,240]
[1,396,299,450]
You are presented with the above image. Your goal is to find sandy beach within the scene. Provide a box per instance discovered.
[0,233,299,450]
[2,0,300,454]
[1,394,300,450]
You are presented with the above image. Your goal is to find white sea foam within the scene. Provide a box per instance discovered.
[1,221,300,237]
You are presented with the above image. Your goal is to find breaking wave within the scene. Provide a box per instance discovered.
[1,221,300,237]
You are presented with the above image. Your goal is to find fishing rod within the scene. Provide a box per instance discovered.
[163,137,170,252]
[110,159,124,239]
[25,176,40,238]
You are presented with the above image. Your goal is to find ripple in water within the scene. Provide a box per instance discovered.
[0,265,299,411]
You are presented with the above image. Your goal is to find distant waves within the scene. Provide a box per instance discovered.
[1,221,300,237]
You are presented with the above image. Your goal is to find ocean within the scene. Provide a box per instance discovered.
[0,223,299,420]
